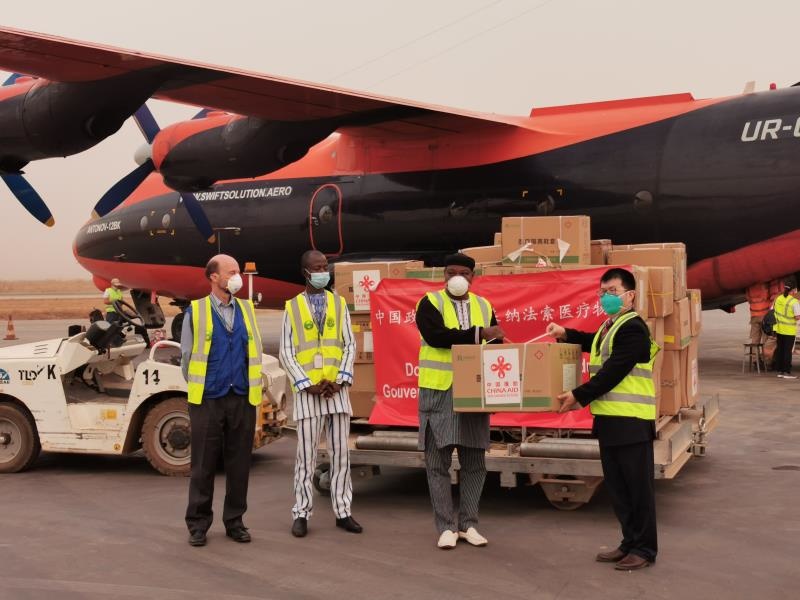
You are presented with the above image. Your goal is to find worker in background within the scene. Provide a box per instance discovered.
[772,281,800,379]
[103,278,124,324]
[763,279,784,367]
[279,250,362,538]
[415,253,504,550]
[180,254,263,547]
[546,267,659,571]
[745,282,770,347]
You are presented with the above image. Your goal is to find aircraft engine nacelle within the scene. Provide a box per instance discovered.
[150,113,337,191]
[0,71,165,169]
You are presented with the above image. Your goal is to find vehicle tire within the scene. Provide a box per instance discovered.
[313,463,331,495]
[142,397,191,476]
[171,311,185,342]
[0,402,41,473]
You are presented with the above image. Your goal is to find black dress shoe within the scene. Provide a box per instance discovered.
[188,530,207,547]
[225,526,251,543]
[335,516,363,533]
[291,517,308,538]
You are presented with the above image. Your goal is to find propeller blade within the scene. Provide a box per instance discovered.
[2,73,22,86]
[133,104,160,143]
[179,193,216,244]
[93,159,155,217]
[1,173,54,226]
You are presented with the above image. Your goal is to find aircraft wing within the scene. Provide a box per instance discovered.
[0,26,517,136]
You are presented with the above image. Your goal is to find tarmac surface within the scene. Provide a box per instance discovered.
[1,307,799,599]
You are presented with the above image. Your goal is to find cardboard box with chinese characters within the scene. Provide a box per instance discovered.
[501,216,591,264]
[452,342,582,412]
[663,297,691,350]
[334,260,423,312]
[350,313,374,363]
[608,244,687,300]
[404,265,483,281]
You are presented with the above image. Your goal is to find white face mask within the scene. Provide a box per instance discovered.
[446,275,469,297]
[226,273,243,295]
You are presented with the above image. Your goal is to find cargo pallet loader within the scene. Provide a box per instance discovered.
[314,395,718,509]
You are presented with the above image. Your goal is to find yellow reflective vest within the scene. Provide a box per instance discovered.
[417,289,493,391]
[285,291,346,386]
[105,287,123,313]
[588,311,659,420]
[773,293,799,336]
[186,296,263,406]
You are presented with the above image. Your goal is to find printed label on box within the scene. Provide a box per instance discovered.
[482,348,522,405]
[562,363,577,392]
[363,331,374,353]
[353,270,381,311]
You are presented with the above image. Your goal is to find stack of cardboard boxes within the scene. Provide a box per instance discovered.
[331,215,702,419]
[333,260,423,417]
[448,217,702,417]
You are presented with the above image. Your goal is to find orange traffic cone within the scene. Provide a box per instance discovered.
[4,315,18,340]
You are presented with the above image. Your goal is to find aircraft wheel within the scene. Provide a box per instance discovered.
[142,397,191,476]
[0,402,41,473]
[171,311,185,342]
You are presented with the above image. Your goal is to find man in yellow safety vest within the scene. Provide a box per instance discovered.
[180,254,263,547]
[103,278,124,324]
[547,267,659,571]
[772,281,800,379]
[415,253,504,550]
[280,250,362,538]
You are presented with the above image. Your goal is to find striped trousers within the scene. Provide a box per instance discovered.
[292,412,353,520]
[424,424,486,534]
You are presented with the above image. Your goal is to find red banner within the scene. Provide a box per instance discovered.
[368,268,615,429]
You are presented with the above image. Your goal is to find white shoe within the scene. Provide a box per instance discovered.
[777,373,785,378]
[437,530,458,549]
[458,527,488,546]
[783,374,798,379]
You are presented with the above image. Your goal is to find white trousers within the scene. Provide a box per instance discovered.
[292,413,352,520]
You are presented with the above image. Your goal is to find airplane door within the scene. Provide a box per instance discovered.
[309,183,343,256]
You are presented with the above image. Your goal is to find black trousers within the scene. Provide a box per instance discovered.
[774,333,796,374]
[185,393,256,533]
[599,441,658,562]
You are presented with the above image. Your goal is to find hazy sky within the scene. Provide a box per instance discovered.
[2,0,799,279]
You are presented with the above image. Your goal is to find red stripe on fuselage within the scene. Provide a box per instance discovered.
[76,255,303,307]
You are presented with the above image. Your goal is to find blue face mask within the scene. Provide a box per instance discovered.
[306,271,330,289]
[600,291,628,316]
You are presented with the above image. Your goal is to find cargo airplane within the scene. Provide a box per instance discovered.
[0,26,798,337]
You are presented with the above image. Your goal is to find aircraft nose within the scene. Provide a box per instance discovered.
[134,141,153,166]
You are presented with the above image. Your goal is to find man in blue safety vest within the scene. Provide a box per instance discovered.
[547,267,659,571]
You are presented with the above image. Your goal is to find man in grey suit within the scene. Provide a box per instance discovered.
[414,253,504,549]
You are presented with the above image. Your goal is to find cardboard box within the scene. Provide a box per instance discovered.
[645,317,665,349]
[688,289,702,336]
[501,216,591,264]
[663,298,691,350]
[452,343,582,412]
[351,362,376,393]
[350,313,374,364]
[660,350,683,416]
[608,244,687,299]
[334,260,424,312]
[405,266,484,281]
[481,263,586,276]
[460,244,503,264]
[349,391,375,418]
[680,338,699,408]
[645,266,674,318]
[591,239,613,265]
[494,232,502,245]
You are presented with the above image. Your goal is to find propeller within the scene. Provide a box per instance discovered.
[93,103,216,243]
[1,73,54,227]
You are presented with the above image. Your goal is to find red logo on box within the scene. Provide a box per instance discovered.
[359,275,377,291]
[491,356,512,378]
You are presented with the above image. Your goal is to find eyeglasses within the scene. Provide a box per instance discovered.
[596,287,630,297]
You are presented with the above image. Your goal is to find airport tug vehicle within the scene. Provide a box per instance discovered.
[0,301,287,475]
